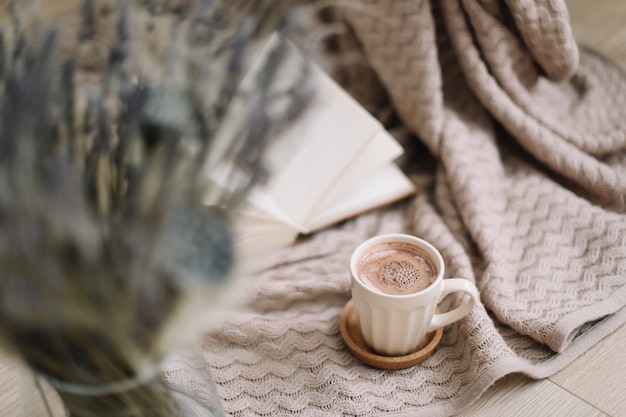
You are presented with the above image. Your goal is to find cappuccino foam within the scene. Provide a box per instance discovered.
[358,245,436,295]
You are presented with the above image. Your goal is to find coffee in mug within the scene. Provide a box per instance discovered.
[350,234,479,357]
[356,242,436,295]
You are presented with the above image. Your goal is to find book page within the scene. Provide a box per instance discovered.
[304,164,415,233]
[212,34,416,256]
[233,213,299,258]
[307,129,405,225]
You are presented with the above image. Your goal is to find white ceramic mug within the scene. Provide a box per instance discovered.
[350,234,479,357]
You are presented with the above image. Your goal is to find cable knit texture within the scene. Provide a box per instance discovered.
[165,1,626,416]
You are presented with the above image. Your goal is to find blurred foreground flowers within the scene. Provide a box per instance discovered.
[0,0,314,415]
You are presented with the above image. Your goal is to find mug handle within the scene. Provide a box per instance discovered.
[427,278,479,332]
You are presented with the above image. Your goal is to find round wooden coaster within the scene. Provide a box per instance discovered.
[339,300,443,370]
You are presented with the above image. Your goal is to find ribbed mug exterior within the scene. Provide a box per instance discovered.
[354,300,435,357]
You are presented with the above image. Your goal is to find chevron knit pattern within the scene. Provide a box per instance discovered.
[161,1,626,416]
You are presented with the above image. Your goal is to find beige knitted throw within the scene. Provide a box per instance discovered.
[163,1,626,416]
[44,1,625,416]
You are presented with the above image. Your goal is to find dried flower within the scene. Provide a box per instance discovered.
[0,0,318,415]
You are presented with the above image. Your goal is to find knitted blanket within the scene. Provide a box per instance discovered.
[168,1,626,416]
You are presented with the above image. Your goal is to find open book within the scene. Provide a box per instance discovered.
[208,36,415,257]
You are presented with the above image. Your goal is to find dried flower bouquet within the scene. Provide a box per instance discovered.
[0,0,317,415]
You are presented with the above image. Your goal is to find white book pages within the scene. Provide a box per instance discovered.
[306,129,406,226]
[304,164,415,233]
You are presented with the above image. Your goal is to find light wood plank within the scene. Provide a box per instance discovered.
[551,323,626,417]
[0,349,66,417]
[0,354,21,417]
[455,374,607,417]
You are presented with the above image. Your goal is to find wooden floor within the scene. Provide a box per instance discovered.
[456,323,626,416]
[1,1,626,416]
